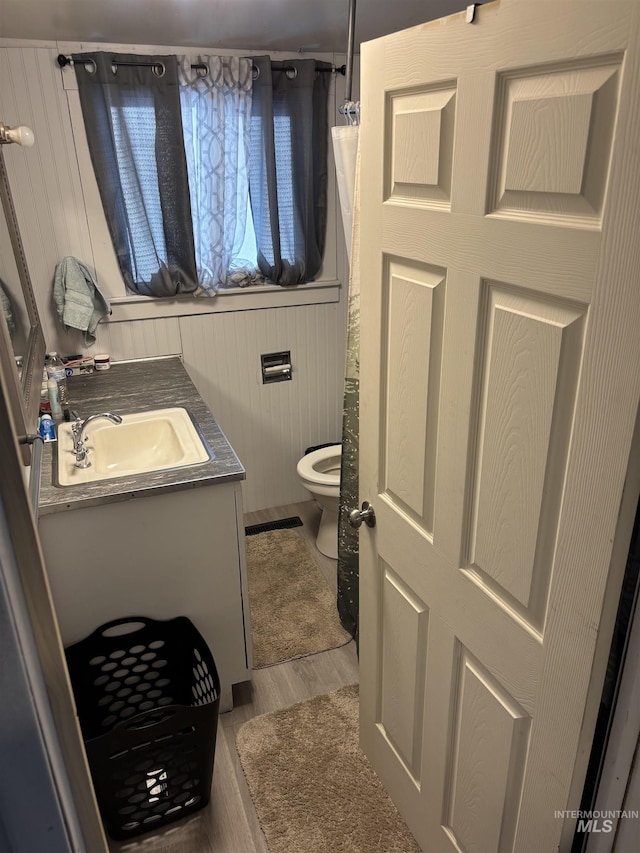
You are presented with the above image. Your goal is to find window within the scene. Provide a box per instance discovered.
[110,99,169,285]
[74,52,330,296]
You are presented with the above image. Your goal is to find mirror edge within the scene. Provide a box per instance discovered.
[0,146,46,465]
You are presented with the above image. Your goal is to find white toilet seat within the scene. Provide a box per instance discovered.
[296,445,341,486]
[297,445,341,558]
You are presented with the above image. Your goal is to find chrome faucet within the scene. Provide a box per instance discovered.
[71,412,123,468]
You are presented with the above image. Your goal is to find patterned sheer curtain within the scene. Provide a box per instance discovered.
[249,57,331,286]
[177,56,260,292]
[74,53,198,296]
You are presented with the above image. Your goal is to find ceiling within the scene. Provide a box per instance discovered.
[0,0,470,54]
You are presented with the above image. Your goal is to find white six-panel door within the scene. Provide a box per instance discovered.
[358,2,640,851]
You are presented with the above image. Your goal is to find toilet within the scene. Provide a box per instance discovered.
[296,444,342,559]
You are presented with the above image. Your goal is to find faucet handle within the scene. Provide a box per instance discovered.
[73,439,92,469]
[70,412,83,450]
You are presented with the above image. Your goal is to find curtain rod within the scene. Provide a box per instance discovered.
[345,0,356,102]
[56,54,345,76]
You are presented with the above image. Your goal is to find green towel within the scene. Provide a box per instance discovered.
[53,257,111,345]
[0,278,15,337]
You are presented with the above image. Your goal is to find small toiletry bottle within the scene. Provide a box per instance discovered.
[47,377,63,421]
[39,386,51,415]
[94,353,111,371]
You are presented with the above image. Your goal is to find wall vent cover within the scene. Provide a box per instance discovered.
[245,516,303,536]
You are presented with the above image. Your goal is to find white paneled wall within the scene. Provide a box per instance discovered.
[181,302,344,511]
[96,318,182,362]
[0,46,96,351]
[0,40,350,512]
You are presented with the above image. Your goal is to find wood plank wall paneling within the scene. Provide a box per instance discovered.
[94,317,183,362]
[181,302,344,512]
[0,46,95,349]
[0,42,350,511]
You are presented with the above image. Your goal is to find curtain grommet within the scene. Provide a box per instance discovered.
[252,65,261,81]
[285,67,298,80]
[152,62,166,78]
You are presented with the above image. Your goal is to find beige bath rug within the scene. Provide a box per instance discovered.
[245,527,351,668]
[236,684,420,853]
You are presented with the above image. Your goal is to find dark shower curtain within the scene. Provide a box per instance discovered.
[336,138,361,645]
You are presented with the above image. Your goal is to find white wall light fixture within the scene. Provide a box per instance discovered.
[0,123,35,147]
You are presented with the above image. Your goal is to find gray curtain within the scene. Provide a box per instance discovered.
[249,57,330,285]
[74,52,198,296]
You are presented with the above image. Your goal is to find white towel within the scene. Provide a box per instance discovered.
[0,278,15,337]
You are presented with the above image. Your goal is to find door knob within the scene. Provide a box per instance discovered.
[348,501,376,529]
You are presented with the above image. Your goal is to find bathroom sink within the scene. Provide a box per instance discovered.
[55,407,211,486]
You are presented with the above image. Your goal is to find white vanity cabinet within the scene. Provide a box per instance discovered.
[39,479,252,712]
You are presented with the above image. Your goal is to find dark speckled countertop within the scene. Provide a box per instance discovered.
[38,356,245,516]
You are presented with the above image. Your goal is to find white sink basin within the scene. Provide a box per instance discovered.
[56,407,211,486]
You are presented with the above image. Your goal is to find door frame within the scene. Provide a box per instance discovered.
[586,408,640,850]
[0,362,107,851]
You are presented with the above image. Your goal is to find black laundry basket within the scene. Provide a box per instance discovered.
[65,616,220,841]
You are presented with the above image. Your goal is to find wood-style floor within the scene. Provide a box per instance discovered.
[109,500,359,853]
